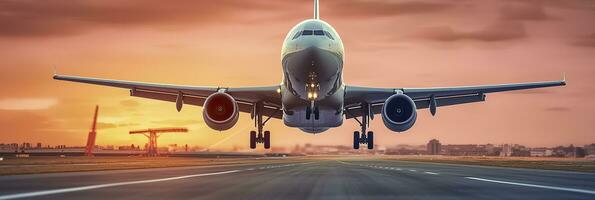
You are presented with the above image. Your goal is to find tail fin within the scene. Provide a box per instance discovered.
[314,0,320,19]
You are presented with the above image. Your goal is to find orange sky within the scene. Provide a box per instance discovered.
[1,0,594,150]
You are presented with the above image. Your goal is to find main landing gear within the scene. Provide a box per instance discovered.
[250,102,276,149]
[250,130,270,149]
[353,131,373,150]
[347,103,374,150]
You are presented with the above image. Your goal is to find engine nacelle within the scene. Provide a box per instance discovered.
[202,92,239,131]
[381,93,417,132]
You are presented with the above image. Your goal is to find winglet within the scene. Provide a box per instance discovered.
[562,72,567,86]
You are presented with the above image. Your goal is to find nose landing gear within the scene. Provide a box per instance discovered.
[306,103,320,120]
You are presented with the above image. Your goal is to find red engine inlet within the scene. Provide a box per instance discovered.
[202,92,239,131]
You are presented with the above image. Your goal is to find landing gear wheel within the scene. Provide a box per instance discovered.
[353,131,360,149]
[250,102,280,149]
[367,131,374,149]
[250,131,257,149]
[349,103,376,150]
[264,131,271,149]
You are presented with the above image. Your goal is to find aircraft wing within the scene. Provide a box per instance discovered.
[344,78,566,118]
[53,75,283,119]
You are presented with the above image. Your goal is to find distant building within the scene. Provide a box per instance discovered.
[485,144,500,156]
[552,145,586,157]
[118,145,138,151]
[22,143,32,150]
[500,144,512,157]
[584,144,595,155]
[385,148,426,155]
[427,139,441,155]
[442,144,488,156]
[530,148,553,157]
[36,143,42,149]
[511,144,531,157]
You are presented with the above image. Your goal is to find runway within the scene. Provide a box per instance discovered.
[0,157,594,200]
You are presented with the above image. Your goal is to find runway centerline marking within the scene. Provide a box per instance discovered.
[0,162,313,200]
[465,177,595,195]
[424,172,439,175]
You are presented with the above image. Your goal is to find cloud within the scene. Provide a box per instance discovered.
[96,122,117,130]
[544,106,571,112]
[151,119,202,126]
[508,0,595,11]
[0,0,459,39]
[415,22,527,42]
[96,122,140,130]
[0,98,58,110]
[327,0,455,18]
[500,2,551,21]
[0,0,282,38]
[571,33,595,47]
[0,110,53,135]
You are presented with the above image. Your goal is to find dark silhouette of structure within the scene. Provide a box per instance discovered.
[85,105,99,157]
[129,128,188,156]
[427,139,441,155]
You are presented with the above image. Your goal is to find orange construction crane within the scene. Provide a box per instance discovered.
[85,105,99,157]
[129,128,188,156]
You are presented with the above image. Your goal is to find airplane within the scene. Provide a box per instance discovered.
[54,0,566,150]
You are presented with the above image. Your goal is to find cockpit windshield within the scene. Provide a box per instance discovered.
[293,30,334,40]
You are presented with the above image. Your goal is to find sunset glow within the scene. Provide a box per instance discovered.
[1,0,594,150]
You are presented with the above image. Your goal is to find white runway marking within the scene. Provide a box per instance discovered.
[0,162,312,200]
[465,177,595,195]
[0,170,239,200]
[424,172,439,175]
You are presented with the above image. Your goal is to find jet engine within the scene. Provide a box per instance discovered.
[381,93,417,132]
[202,92,239,131]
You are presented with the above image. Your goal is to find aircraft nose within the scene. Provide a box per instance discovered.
[304,43,326,52]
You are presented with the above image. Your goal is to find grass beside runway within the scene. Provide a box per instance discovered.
[380,155,595,173]
[0,156,306,175]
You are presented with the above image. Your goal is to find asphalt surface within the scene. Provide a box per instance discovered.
[0,157,594,200]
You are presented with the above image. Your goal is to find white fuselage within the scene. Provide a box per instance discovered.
[280,19,345,133]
